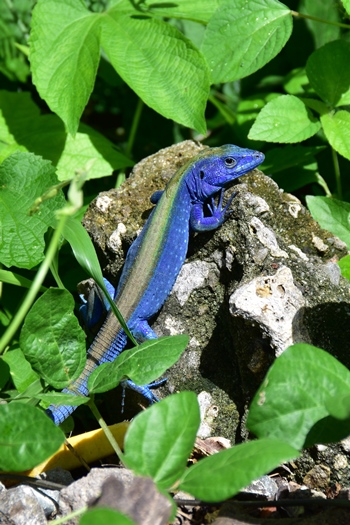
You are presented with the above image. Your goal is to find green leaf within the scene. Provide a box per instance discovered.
[0,151,65,269]
[306,40,350,107]
[201,0,292,83]
[180,438,298,502]
[338,254,350,281]
[326,394,350,420]
[88,335,189,394]
[14,379,44,402]
[283,68,310,96]
[262,145,323,175]
[142,0,219,23]
[101,12,209,133]
[20,288,86,388]
[247,344,350,449]
[234,92,279,146]
[306,195,350,249]
[299,0,340,49]
[80,508,137,525]
[35,392,89,407]
[124,392,200,489]
[30,0,101,135]
[248,95,321,143]
[0,269,46,292]
[320,110,350,161]
[62,217,104,285]
[30,0,209,134]
[62,217,136,344]
[300,97,328,115]
[2,348,38,393]
[55,123,134,181]
[236,93,279,125]
[0,91,132,180]
[342,0,350,16]
[0,403,64,471]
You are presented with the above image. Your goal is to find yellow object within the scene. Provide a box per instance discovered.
[25,421,129,477]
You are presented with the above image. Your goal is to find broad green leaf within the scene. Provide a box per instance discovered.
[247,344,350,449]
[180,439,298,502]
[56,123,134,181]
[80,508,137,525]
[262,145,323,174]
[300,97,328,115]
[306,195,350,249]
[88,335,189,394]
[342,0,350,16]
[101,12,209,133]
[283,68,310,95]
[14,378,43,402]
[0,403,64,471]
[201,0,292,83]
[0,103,18,161]
[124,392,200,489]
[0,151,65,269]
[320,110,350,161]
[20,288,86,388]
[235,92,279,146]
[2,348,38,393]
[30,0,101,135]
[338,254,350,281]
[306,41,350,107]
[35,392,89,407]
[248,95,321,142]
[326,394,350,420]
[30,0,209,134]
[300,0,340,49]
[0,91,132,180]
[236,93,279,127]
[142,0,219,23]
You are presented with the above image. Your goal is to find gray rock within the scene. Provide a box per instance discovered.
[0,485,47,525]
[57,468,172,525]
[82,140,350,442]
[58,467,135,521]
[241,474,279,499]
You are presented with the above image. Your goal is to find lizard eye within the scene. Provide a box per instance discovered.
[224,157,237,168]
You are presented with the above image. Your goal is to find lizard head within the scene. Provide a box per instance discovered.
[187,144,264,201]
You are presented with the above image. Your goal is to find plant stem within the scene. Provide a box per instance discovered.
[115,98,144,188]
[126,98,144,159]
[291,10,350,29]
[87,399,126,464]
[50,506,88,524]
[0,214,68,354]
[315,173,332,198]
[332,148,342,199]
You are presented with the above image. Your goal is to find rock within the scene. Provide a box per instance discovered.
[0,485,47,525]
[303,465,331,491]
[82,140,350,442]
[57,468,172,525]
[241,475,279,500]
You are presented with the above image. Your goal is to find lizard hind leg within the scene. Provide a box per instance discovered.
[120,318,165,409]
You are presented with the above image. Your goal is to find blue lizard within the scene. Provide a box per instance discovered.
[47,145,264,424]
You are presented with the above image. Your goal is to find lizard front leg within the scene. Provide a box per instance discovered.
[190,189,238,232]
